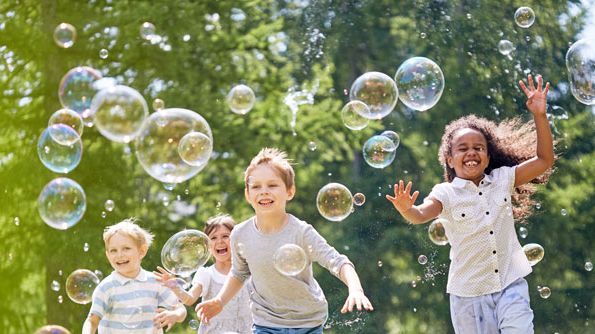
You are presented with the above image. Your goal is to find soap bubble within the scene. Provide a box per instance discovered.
[58,66,102,113]
[498,40,515,56]
[316,183,353,222]
[91,85,149,143]
[37,124,82,174]
[178,131,213,167]
[140,22,156,40]
[565,38,595,105]
[53,23,76,48]
[514,7,535,28]
[585,261,593,271]
[341,101,369,130]
[65,269,99,304]
[308,141,317,151]
[349,72,398,119]
[362,135,396,169]
[518,226,528,239]
[104,199,115,212]
[394,57,444,111]
[135,108,213,183]
[48,109,84,140]
[380,130,400,149]
[538,286,551,299]
[428,218,449,246]
[189,319,199,330]
[35,325,71,334]
[523,243,544,266]
[99,48,109,59]
[51,280,60,292]
[418,255,428,265]
[273,244,307,276]
[153,98,165,111]
[353,193,366,206]
[38,177,86,230]
[161,230,210,277]
[227,84,256,115]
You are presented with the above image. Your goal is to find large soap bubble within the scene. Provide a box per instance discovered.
[35,325,71,334]
[362,135,396,169]
[161,229,210,277]
[91,85,149,143]
[514,7,535,28]
[341,101,369,130]
[428,218,449,246]
[349,72,398,119]
[227,84,256,115]
[316,183,353,222]
[273,244,307,276]
[53,23,76,48]
[38,177,86,230]
[178,131,213,166]
[37,124,82,173]
[58,66,102,113]
[135,108,213,183]
[565,38,595,105]
[523,243,544,266]
[66,269,99,304]
[48,109,84,140]
[394,57,444,111]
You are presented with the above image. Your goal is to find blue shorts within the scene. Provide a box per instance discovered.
[252,324,324,334]
[450,278,534,334]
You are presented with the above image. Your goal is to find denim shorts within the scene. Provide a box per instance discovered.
[252,324,324,334]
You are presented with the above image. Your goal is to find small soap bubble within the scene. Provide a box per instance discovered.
[101,211,107,218]
[161,230,210,277]
[178,132,213,166]
[66,269,99,304]
[363,135,396,169]
[59,66,102,113]
[411,280,417,288]
[353,193,366,206]
[54,23,77,48]
[316,183,354,222]
[99,48,109,59]
[418,255,428,265]
[428,219,449,245]
[523,243,544,266]
[349,72,398,119]
[104,199,115,212]
[37,124,83,173]
[420,32,427,39]
[83,242,89,252]
[538,286,551,299]
[377,260,383,267]
[140,22,156,40]
[14,217,20,226]
[51,280,60,292]
[535,202,541,210]
[308,141,317,151]
[498,39,515,56]
[561,208,568,216]
[518,226,528,239]
[227,84,255,115]
[38,177,86,230]
[341,101,370,130]
[153,98,165,111]
[514,7,535,28]
[57,295,63,303]
[48,109,84,140]
[585,261,593,271]
[94,270,103,280]
[380,130,400,149]
[273,244,307,276]
[189,319,199,330]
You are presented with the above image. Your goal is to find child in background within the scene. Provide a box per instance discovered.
[197,148,373,333]
[154,214,252,333]
[386,74,554,333]
[82,218,187,334]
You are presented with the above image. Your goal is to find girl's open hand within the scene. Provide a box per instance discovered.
[340,289,374,314]
[386,180,419,214]
[519,74,550,116]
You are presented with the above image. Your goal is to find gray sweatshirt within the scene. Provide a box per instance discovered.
[230,214,352,328]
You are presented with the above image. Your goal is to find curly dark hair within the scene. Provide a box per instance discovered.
[438,115,555,221]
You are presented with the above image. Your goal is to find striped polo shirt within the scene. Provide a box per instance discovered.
[89,269,179,334]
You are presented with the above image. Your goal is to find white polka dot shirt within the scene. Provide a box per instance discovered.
[428,166,532,297]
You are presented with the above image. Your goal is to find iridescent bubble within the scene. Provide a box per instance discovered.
[341,101,369,130]
[48,109,84,141]
[51,280,60,292]
[58,66,102,113]
[394,57,444,111]
[565,39,595,105]
[14,217,20,226]
[585,261,593,271]
[83,242,89,252]
[153,98,165,111]
[189,319,200,330]
[353,193,366,206]
[37,125,82,174]
[99,49,109,59]
[349,72,398,119]
[140,22,156,40]
[523,243,544,266]
[273,244,307,276]
[104,199,115,212]
[38,177,86,230]
[227,84,255,115]
[418,254,428,265]
[561,209,568,216]
[308,141,317,151]
[538,286,551,299]
[380,130,400,149]
[518,226,528,239]
[377,260,383,267]
[161,230,210,277]
[498,40,515,56]
[428,218,449,246]
[316,183,354,222]
[91,85,149,143]
[362,135,396,169]
[65,269,99,304]
[514,7,535,28]
[53,23,76,48]
[178,131,213,167]
[35,325,71,334]
[135,108,213,183]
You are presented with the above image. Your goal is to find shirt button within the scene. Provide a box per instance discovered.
[490,231,494,234]
[479,192,483,196]
[495,269,499,273]
[493,250,497,254]
[461,213,465,217]
[486,211,490,215]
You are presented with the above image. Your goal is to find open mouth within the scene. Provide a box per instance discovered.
[464,160,479,167]
[258,199,274,206]
[215,248,228,255]
[116,260,130,266]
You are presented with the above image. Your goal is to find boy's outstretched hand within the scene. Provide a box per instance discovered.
[154,266,181,290]
[386,180,419,214]
[153,308,178,332]
[341,289,374,314]
[195,298,223,324]
[519,74,550,116]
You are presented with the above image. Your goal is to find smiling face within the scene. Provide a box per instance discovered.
[245,163,295,216]
[105,232,147,278]
[447,128,490,185]
[207,225,232,263]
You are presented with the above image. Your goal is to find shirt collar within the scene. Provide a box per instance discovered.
[452,174,492,188]
[113,268,148,284]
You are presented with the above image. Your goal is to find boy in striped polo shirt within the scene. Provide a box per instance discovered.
[83,219,186,333]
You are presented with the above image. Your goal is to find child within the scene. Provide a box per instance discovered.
[386,74,554,333]
[196,148,374,333]
[82,218,187,334]
[154,214,252,333]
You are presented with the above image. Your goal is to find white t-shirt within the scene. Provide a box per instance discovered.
[191,265,252,334]
[428,166,532,297]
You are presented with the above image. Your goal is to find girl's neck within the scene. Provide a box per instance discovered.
[255,212,289,233]
[214,259,231,274]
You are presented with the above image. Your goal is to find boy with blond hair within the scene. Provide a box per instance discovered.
[83,218,186,334]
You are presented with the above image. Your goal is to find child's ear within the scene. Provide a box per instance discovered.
[139,244,148,259]
[447,156,454,169]
[244,187,250,202]
[287,185,296,201]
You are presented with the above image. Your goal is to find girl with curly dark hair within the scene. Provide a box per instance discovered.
[386,74,555,334]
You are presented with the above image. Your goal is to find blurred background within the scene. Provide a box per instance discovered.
[0,0,593,333]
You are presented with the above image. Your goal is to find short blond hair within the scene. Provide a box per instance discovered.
[244,147,295,189]
[103,218,154,249]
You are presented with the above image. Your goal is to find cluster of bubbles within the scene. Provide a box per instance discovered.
[565,38,595,105]
[523,243,544,266]
[53,23,76,48]
[362,130,399,169]
[227,84,256,115]
[514,7,535,28]
[316,183,353,222]
[37,178,86,230]
[161,230,210,277]
[428,219,449,246]
[65,269,100,304]
[273,243,308,276]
